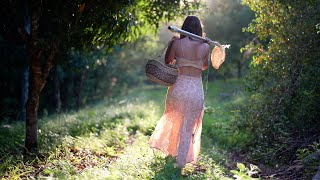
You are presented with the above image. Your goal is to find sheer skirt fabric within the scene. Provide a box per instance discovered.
[149,75,204,167]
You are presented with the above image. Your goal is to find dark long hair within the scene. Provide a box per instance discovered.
[180,16,203,39]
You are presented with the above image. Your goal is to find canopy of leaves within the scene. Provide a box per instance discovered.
[0,0,203,52]
[0,0,205,120]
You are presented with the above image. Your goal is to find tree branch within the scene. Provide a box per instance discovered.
[31,6,41,41]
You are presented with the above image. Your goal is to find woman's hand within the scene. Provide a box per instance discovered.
[205,37,222,47]
[204,37,212,44]
[215,42,222,47]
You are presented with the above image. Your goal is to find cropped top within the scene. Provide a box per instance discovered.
[175,39,205,70]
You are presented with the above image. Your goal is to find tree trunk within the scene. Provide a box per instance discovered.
[25,73,40,151]
[21,0,31,121]
[75,69,86,111]
[25,48,56,151]
[53,64,61,113]
[20,66,29,121]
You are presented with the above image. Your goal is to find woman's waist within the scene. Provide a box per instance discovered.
[178,67,202,78]
[175,75,203,86]
[178,74,202,80]
[169,82,204,98]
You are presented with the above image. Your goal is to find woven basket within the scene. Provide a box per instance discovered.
[145,59,178,86]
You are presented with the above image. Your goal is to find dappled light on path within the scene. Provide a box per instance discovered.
[0,80,249,179]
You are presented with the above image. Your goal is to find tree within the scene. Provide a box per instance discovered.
[0,0,203,151]
[239,0,320,164]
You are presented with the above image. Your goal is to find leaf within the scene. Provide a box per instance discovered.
[230,170,240,175]
[237,163,246,172]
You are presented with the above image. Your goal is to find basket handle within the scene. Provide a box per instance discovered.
[155,38,175,62]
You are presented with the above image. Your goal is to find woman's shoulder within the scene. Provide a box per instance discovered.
[198,42,210,55]
[202,42,210,49]
[171,37,182,47]
[167,37,179,50]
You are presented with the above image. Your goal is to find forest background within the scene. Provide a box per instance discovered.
[0,0,319,179]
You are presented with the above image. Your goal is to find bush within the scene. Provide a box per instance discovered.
[238,0,320,164]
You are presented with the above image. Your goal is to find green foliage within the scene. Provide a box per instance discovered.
[40,33,165,114]
[202,79,252,151]
[0,0,205,122]
[230,163,260,180]
[151,155,183,179]
[296,142,320,161]
[295,141,320,177]
[0,92,160,178]
[81,0,204,49]
[238,0,320,165]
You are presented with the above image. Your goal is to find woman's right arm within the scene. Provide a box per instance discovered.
[202,43,210,70]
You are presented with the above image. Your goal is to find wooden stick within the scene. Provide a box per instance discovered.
[168,26,220,46]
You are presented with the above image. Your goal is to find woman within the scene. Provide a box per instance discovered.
[149,16,210,168]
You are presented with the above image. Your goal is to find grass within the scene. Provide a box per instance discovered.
[0,79,255,179]
[202,79,253,150]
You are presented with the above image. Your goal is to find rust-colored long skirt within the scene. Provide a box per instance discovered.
[149,75,204,167]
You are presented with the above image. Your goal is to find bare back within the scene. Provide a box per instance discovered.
[165,37,210,77]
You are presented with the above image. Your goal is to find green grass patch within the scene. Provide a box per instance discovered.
[0,79,254,179]
[202,79,252,150]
